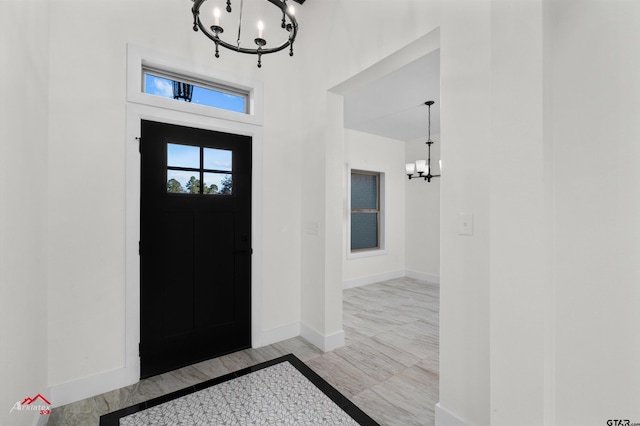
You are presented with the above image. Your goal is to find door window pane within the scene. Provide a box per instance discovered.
[167,170,199,194]
[166,143,233,196]
[167,143,199,168]
[204,148,232,171]
[184,175,202,194]
[203,172,232,195]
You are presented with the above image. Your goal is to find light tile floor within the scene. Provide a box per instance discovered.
[48,277,439,425]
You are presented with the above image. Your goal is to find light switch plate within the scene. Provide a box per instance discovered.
[458,213,473,236]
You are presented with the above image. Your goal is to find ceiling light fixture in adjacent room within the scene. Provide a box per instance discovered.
[406,100,441,182]
[191,0,300,68]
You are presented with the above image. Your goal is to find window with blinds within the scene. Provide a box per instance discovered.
[350,170,381,251]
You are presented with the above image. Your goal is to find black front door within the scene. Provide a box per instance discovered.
[140,120,252,378]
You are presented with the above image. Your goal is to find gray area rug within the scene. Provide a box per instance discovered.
[100,354,379,425]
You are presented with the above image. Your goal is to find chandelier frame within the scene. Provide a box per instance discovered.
[191,0,299,67]
[406,100,441,182]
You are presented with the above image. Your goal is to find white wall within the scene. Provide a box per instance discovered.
[438,2,492,424]
[47,0,127,386]
[489,0,548,423]
[0,1,50,425]
[297,5,343,348]
[405,134,440,282]
[444,0,640,424]
[548,0,640,422]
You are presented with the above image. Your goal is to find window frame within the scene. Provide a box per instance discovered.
[349,169,385,254]
[126,44,263,127]
[142,67,250,114]
[165,142,234,196]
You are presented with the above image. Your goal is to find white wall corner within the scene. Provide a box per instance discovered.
[50,366,138,408]
[405,269,440,284]
[258,322,301,348]
[300,323,345,352]
[435,402,474,426]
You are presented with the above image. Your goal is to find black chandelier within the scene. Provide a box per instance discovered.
[406,101,441,182]
[191,0,300,68]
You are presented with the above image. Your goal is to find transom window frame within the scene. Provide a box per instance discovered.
[142,66,250,114]
[126,45,262,127]
[347,168,387,257]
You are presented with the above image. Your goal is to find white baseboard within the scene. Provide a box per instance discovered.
[405,269,440,284]
[49,321,344,409]
[342,270,405,289]
[300,323,345,352]
[50,365,138,409]
[261,322,345,353]
[435,402,474,426]
[300,322,325,350]
[323,329,345,352]
[258,322,301,347]
[343,270,440,289]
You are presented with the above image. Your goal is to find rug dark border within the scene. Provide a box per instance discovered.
[99,354,379,425]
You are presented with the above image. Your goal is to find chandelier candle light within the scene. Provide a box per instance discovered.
[191,0,300,68]
[406,100,441,182]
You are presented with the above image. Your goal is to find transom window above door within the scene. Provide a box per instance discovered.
[166,143,233,196]
[143,68,248,114]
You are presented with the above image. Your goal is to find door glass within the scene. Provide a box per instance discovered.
[166,143,233,196]
[204,148,232,171]
[167,170,201,194]
[167,170,189,194]
[203,172,232,195]
[167,143,199,168]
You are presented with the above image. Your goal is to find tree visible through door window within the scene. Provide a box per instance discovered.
[351,170,381,251]
[166,143,233,195]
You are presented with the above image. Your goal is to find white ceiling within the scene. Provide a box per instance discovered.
[342,49,440,142]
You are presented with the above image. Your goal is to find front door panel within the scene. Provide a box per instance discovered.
[140,120,252,378]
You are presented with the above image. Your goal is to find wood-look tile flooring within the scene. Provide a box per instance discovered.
[48,277,439,425]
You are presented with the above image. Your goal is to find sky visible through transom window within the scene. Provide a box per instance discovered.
[144,73,247,113]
